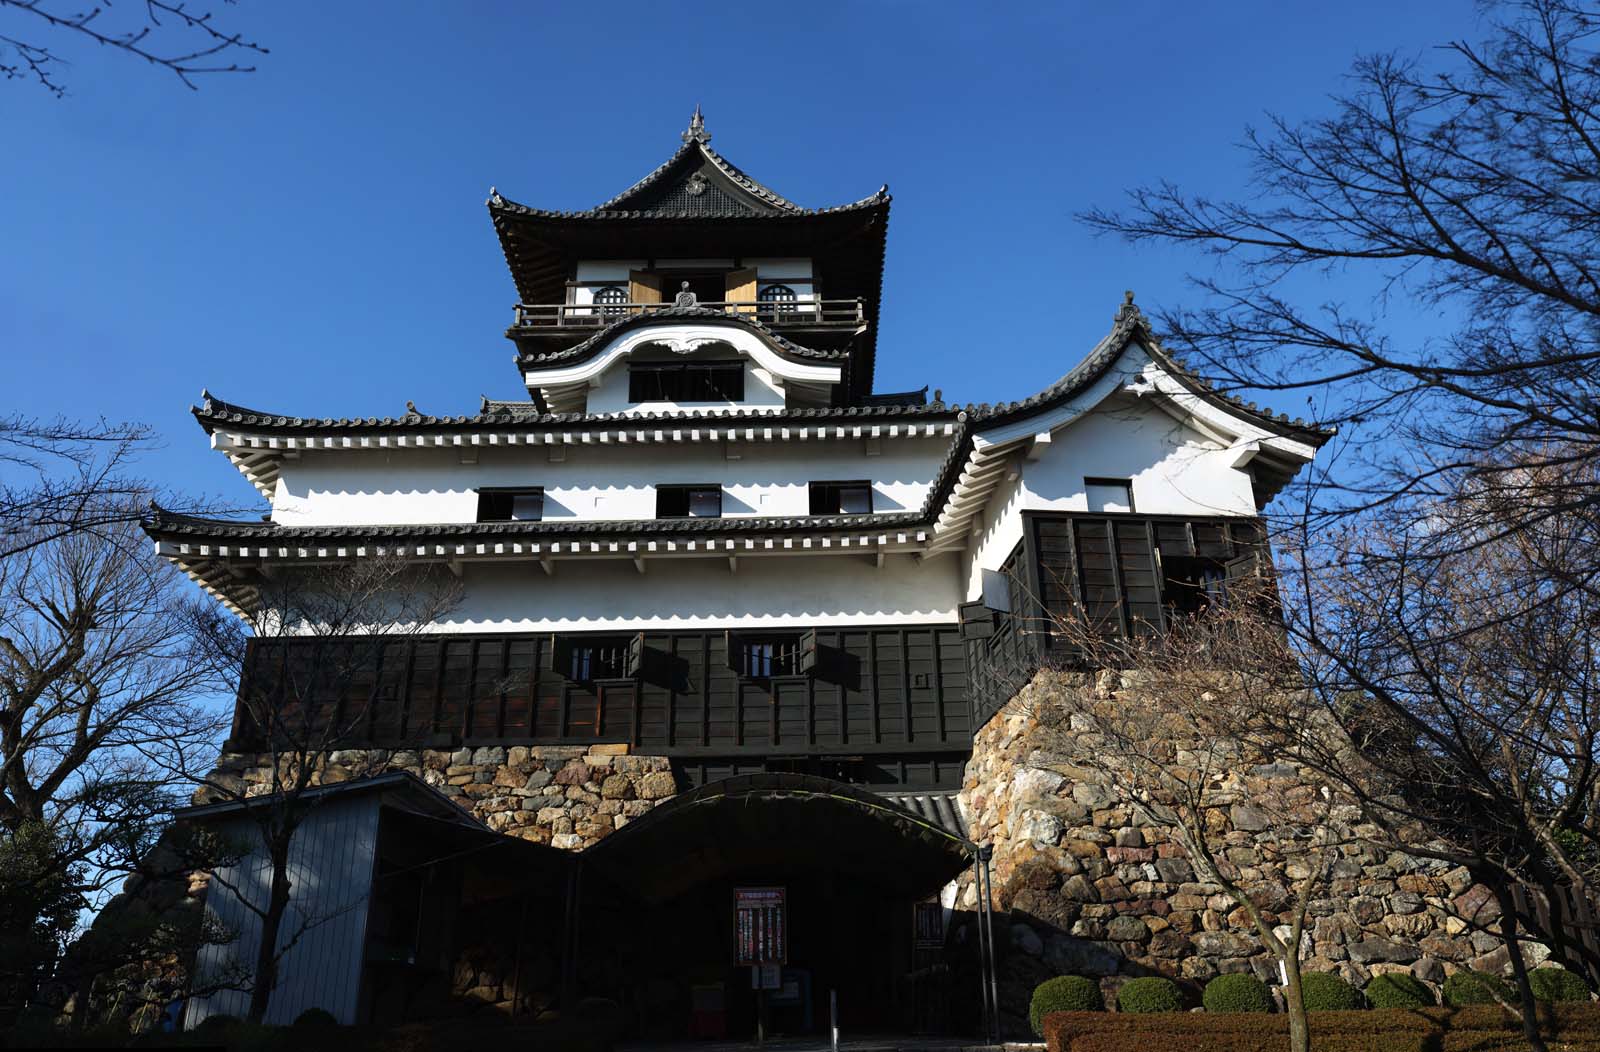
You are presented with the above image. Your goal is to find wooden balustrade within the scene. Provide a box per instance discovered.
[512,299,866,329]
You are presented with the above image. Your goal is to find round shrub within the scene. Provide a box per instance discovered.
[194,1014,242,1034]
[1299,971,1364,1011]
[1365,972,1436,1009]
[293,1007,339,1028]
[1030,975,1104,1034]
[1443,969,1514,1006]
[1203,972,1273,1013]
[1116,976,1184,1013]
[1529,966,1591,1003]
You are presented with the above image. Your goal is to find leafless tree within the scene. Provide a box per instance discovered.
[0,0,265,96]
[0,500,227,1008]
[1081,0,1600,557]
[1028,581,1344,1052]
[186,555,460,1025]
[0,415,160,562]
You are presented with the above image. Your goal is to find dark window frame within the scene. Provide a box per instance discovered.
[655,484,723,519]
[476,487,545,523]
[757,283,799,323]
[726,629,817,680]
[808,480,874,516]
[628,360,746,403]
[592,285,629,316]
[1083,476,1136,513]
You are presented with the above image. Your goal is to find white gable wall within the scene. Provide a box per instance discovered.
[269,438,946,527]
[960,393,1261,600]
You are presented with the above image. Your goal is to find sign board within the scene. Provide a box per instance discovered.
[750,963,782,990]
[734,886,787,965]
[913,901,945,950]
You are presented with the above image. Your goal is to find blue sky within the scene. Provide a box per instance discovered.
[2,1,1474,512]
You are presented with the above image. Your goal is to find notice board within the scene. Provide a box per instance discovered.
[734,886,787,965]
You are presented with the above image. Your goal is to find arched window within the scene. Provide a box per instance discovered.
[593,285,629,317]
[757,283,797,322]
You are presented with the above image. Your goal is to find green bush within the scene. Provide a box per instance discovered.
[1442,969,1513,1007]
[1115,976,1183,1013]
[292,1008,339,1029]
[1364,972,1437,1009]
[1299,971,1365,1011]
[1202,972,1272,1013]
[1530,965,1591,1003]
[1030,975,1104,1034]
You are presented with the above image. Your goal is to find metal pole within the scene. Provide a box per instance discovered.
[830,988,839,1052]
[972,854,992,1042]
[980,845,1001,1044]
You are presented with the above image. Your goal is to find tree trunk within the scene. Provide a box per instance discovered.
[245,837,292,1026]
[1283,954,1310,1052]
[1493,883,1549,1052]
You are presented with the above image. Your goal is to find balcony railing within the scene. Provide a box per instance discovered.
[512,299,866,330]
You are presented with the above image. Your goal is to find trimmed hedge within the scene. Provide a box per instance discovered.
[1203,972,1272,1014]
[1442,969,1514,1007]
[1031,976,1104,1035]
[1530,965,1591,1003]
[1115,976,1183,1014]
[293,1008,339,1029]
[1364,972,1436,1009]
[1299,972,1364,1011]
[1041,1003,1600,1052]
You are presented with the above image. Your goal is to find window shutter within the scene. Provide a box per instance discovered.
[725,267,758,315]
[959,600,996,640]
[625,632,645,678]
[546,634,574,679]
[629,270,662,306]
[797,629,818,675]
[724,630,747,676]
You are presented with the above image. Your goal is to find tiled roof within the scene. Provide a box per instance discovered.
[193,391,959,436]
[516,308,848,367]
[145,504,927,542]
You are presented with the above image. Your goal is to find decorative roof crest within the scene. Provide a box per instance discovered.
[681,104,711,145]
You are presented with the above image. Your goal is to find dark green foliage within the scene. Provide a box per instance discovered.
[1202,972,1272,1013]
[1041,1003,1600,1052]
[1364,972,1436,1009]
[293,1008,339,1028]
[1031,975,1104,1034]
[1442,969,1513,1006]
[1115,976,1183,1013]
[1530,966,1591,1003]
[0,822,88,1008]
[1299,971,1365,1011]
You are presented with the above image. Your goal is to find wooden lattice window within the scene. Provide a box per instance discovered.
[593,285,629,317]
[757,283,798,322]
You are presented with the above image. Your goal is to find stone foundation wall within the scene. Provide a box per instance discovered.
[956,669,1536,1027]
[201,744,678,850]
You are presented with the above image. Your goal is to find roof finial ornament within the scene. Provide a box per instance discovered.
[674,280,698,308]
[405,400,420,417]
[682,104,711,145]
[1117,288,1143,325]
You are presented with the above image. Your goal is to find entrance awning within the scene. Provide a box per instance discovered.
[582,773,973,904]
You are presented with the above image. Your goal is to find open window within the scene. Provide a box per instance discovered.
[477,487,543,522]
[808,480,873,515]
[547,633,645,683]
[628,361,745,403]
[726,630,817,679]
[656,484,722,519]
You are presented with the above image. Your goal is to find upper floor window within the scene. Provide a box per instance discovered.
[1085,477,1134,513]
[809,480,873,516]
[656,485,722,519]
[728,630,817,679]
[593,285,629,316]
[477,487,544,522]
[758,283,798,322]
[629,360,745,403]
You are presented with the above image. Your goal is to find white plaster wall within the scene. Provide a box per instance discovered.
[270,438,945,527]
[963,468,1026,601]
[1020,395,1257,517]
[430,551,960,631]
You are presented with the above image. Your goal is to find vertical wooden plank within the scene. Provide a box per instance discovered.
[900,629,913,744]
[868,631,881,745]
